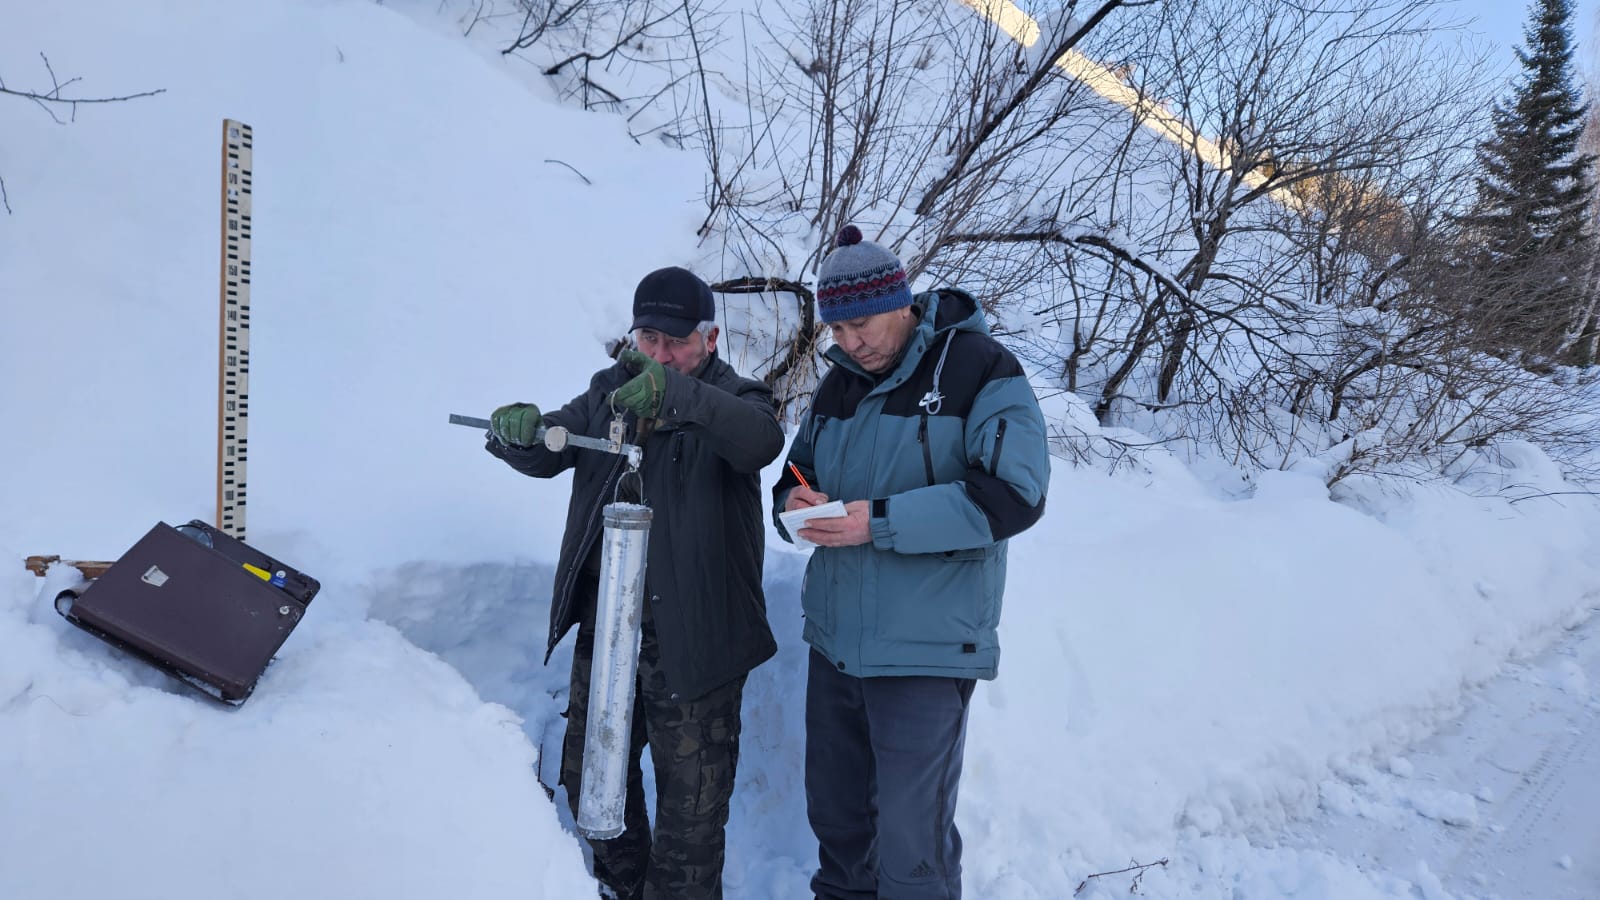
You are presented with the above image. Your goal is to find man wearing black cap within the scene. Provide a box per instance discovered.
[485,266,783,900]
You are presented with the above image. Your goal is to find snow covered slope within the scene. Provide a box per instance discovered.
[5,2,1600,898]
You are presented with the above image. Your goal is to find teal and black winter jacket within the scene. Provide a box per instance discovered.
[772,288,1050,679]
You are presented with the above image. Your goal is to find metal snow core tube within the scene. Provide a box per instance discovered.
[576,501,652,840]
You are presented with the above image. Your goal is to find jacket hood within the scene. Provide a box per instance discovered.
[923,287,989,338]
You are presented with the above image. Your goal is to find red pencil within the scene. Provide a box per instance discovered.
[788,461,812,491]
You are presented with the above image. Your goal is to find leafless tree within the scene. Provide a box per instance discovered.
[490,0,724,130]
[478,0,1600,479]
[1080,0,1474,403]
[693,0,1142,409]
[969,0,1600,482]
[502,0,593,52]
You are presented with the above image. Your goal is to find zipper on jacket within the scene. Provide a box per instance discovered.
[917,414,935,485]
[989,418,1009,476]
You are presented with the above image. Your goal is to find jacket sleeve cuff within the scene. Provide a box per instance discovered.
[869,497,895,549]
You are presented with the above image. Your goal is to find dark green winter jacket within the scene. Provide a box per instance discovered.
[489,351,782,701]
[772,289,1050,679]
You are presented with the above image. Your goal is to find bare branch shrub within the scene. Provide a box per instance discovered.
[693,0,1143,410]
[0,53,166,214]
[480,0,1600,481]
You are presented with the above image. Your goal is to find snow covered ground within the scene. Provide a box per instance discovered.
[4,1,1599,898]
[1285,609,1600,899]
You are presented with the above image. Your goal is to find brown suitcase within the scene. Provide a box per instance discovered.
[54,520,319,705]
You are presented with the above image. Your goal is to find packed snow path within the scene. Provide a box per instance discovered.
[1286,606,1600,899]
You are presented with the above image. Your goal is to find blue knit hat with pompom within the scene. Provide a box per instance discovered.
[816,225,912,323]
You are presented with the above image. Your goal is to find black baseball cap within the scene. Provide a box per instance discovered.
[631,266,715,337]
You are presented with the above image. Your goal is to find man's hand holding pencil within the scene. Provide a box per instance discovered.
[783,461,872,548]
[784,462,830,510]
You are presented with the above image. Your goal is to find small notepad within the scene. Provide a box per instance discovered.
[778,500,848,550]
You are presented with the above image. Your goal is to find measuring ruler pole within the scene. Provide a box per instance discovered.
[218,120,253,539]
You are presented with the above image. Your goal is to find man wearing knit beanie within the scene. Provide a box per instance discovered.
[814,225,919,375]
[776,225,1052,899]
[816,224,913,323]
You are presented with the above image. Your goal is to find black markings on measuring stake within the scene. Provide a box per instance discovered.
[218,119,253,540]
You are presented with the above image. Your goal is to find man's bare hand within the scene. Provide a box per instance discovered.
[785,485,831,511]
[798,500,871,548]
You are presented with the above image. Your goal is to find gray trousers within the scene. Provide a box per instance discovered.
[805,649,976,900]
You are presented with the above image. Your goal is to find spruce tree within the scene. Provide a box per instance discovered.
[1467,0,1597,360]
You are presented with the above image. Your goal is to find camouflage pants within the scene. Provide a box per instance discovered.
[561,585,745,900]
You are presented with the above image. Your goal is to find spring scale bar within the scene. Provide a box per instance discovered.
[448,414,643,469]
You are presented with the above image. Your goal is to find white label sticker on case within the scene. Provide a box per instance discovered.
[141,566,169,587]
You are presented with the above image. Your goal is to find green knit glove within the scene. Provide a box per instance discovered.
[612,350,666,419]
[489,403,543,448]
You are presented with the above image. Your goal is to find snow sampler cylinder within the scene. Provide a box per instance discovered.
[576,499,653,840]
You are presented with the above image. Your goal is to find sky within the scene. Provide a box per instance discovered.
[1454,0,1600,77]
[4,1,1600,899]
